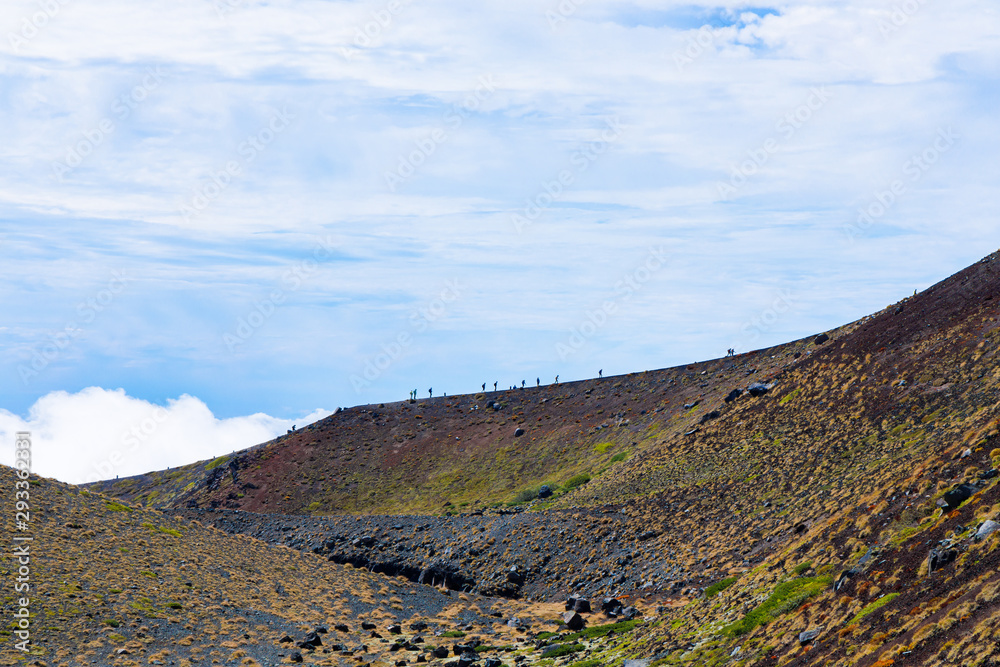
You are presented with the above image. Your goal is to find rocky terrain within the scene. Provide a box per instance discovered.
[4,249,1000,666]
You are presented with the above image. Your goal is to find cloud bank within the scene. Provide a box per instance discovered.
[0,387,330,484]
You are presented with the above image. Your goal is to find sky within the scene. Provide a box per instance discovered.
[0,0,998,484]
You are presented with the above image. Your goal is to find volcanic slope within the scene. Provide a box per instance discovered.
[0,465,570,666]
[85,249,1000,667]
[92,330,846,517]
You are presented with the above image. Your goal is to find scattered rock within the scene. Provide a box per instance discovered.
[514,427,525,437]
[814,333,829,345]
[638,530,661,541]
[290,652,303,663]
[537,485,553,499]
[977,520,1000,540]
[799,628,822,645]
[725,389,742,403]
[388,624,402,635]
[297,631,323,650]
[747,382,773,397]
[602,597,624,616]
[699,410,721,424]
[562,611,585,631]
[928,548,958,573]
[565,594,591,613]
[943,483,978,511]
[981,469,999,481]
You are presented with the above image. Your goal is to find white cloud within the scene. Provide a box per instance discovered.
[0,387,330,485]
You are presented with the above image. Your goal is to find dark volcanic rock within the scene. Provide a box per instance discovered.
[562,611,585,631]
[943,483,978,511]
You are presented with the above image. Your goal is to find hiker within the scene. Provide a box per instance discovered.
[536,377,540,387]
[494,381,498,391]
[555,375,559,383]
[428,388,433,398]
[482,383,486,391]
[599,369,602,378]
[521,380,525,388]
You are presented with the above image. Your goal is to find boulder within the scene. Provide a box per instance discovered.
[484,659,503,667]
[928,548,958,573]
[290,652,303,663]
[565,594,591,613]
[620,606,639,621]
[458,653,480,667]
[943,483,978,511]
[798,628,822,645]
[514,427,525,437]
[537,485,553,499]
[814,333,829,345]
[981,469,999,481]
[562,611,585,631]
[432,646,450,658]
[977,520,1000,540]
[602,597,624,616]
[297,631,323,650]
[724,389,742,403]
[409,621,429,632]
[334,624,349,633]
[388,624,402,635]
[361,621,377,630]
[747,382,772,397]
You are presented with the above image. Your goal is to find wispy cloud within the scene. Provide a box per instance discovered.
[0,0,997,469]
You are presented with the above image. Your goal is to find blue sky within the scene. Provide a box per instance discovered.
[1,0,998,483]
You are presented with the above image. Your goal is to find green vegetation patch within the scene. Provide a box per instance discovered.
[104,501,133,513]
[705,576,740,598]
[779,388,802,405]
[565,619,641,642]
[569,660,603,667]
[793,562,813,576]
[849,593,900,625]
[542,643,585,658]
[610,452,628,463]
[204,455,231,471]
[722,576,832,637]
[440,630,466,638]
[565,473,592,489]
[595,442,614,453]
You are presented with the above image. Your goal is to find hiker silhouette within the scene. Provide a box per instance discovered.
[482,383,486,391]
[555,375,559,383]
[599,369,602,378]
[493,381,497,391]
[521,380,525,388]
[428,388,432,398]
